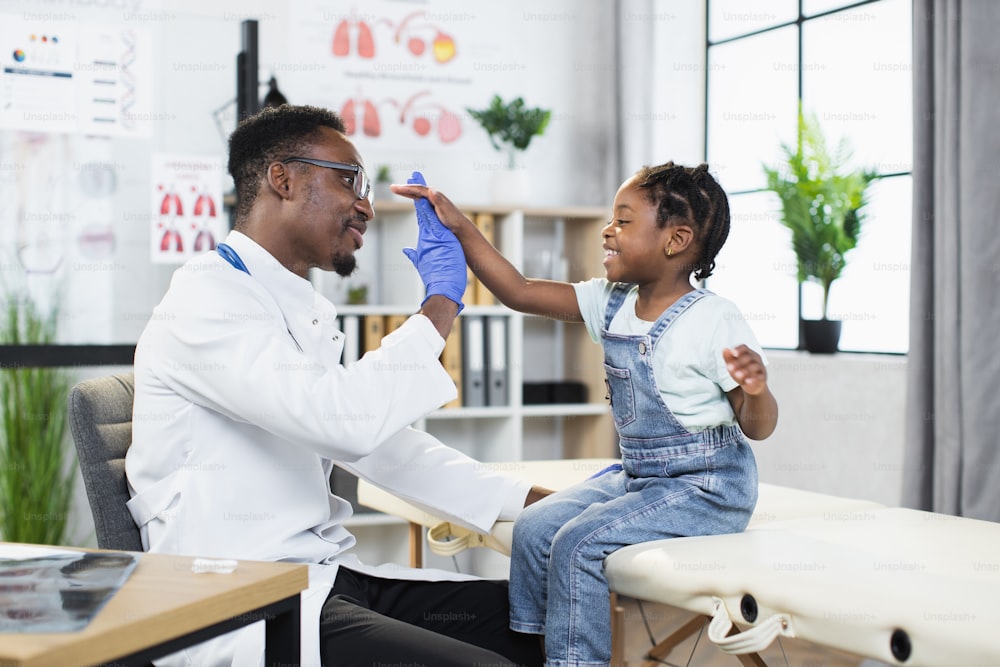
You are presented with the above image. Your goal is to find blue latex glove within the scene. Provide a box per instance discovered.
[401,171,466,313]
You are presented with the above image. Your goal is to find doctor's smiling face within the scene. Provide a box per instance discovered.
[227,105,374,280]
[279,127,373,278]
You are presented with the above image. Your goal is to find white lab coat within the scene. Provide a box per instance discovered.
[125,231,530,667]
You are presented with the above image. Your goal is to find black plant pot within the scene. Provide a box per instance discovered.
[800,318,842,354]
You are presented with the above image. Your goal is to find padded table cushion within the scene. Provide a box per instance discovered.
[605,507,1000,666]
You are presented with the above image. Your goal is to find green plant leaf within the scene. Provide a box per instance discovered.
[467,95,552,167]
[0,292,75,545]
[762,108,878,318]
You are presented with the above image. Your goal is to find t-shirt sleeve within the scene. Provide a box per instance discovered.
[706,297,767,393]
[572,278,615,343]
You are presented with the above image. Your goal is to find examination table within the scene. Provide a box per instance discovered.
[357,459,1000,666]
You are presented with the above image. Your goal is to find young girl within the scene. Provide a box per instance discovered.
[394,161,778,667]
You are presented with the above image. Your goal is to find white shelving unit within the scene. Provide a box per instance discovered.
[319,200,617,574]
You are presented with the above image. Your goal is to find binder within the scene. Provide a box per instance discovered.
[463,266,478,308]
[383,314,408,337]
[472,213,496,305]
[461,315,487,407]
[340,315,361,366]
[486,315,509,406]
[440,320,463,408]
[363,315,385,353]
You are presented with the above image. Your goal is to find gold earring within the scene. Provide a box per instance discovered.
[665,246,674,257]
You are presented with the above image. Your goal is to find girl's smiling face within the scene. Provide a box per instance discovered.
[600,177,673,285]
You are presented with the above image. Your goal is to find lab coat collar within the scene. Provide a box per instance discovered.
[221,230,326,316]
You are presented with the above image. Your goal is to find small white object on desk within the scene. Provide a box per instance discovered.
[191,558,238,574]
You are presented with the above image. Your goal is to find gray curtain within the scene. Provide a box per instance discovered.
[904,0,1000,521]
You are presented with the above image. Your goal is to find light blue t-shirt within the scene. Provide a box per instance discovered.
[573,279,766,432]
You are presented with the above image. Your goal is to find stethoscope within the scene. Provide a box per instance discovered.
[217,243,250,275]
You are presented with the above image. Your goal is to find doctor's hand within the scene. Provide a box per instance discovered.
[524,485,555,507]
[401,171,467,313]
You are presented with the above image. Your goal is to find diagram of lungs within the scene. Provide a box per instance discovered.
[340,91,462,144]
[192,190,217,252]
[159,189,183,252]
[331,11,457,64]
[333,18,375,58]
[341,97,381,137]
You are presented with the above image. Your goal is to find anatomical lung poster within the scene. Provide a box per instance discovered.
[285,1,515,159]
[150,154,224,264]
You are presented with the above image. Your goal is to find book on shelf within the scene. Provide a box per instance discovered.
[472,213,496,306]
[486,314,509,406]
[363,315,385,353]
[440,320,463,408]
[461,315,487,407]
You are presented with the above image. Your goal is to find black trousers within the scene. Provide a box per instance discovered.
[319,566,544,667]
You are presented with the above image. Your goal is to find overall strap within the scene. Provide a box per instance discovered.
[645,288,712,342]
[602,283,634,330]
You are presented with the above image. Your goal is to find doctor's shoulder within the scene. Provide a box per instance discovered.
[152,254,279,327]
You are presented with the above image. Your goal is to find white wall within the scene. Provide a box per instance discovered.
[754,352,907,506]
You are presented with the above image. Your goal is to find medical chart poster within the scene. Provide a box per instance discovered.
[284,1,518,160]
[150,154,224,264]
[0,15,153,137]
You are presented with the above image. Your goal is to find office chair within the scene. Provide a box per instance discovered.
[68,372,144,552]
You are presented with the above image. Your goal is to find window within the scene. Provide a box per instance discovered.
[704,0,912,353]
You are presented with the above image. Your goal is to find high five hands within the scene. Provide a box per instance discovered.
[401,171,467,313]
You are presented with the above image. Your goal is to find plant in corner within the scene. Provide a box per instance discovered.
[0,291,75,544]
[467,94,551,203]
[762,109,877,353]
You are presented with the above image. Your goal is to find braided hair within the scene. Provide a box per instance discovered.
[228,105,347,224]
[635,162,730,281]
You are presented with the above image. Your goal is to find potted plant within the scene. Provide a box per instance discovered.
[466,94,551,203]
[374,164,393,201]
[0,291,75,545]
[762,109,878,353]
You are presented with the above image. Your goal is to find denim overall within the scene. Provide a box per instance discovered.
[508,286,759,667]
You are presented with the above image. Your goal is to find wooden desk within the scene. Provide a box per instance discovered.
[0,548,309,667]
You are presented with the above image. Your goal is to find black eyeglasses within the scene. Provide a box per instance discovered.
[282,157,372,205]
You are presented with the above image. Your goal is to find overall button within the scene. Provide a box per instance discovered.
[638,341,647,355]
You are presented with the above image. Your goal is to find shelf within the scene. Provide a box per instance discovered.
[521,403,609,418]
[342,512,407,528]
[428,406,516,420]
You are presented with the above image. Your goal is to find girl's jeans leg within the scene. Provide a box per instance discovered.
[508,472,627,636]
[543,471,755,666]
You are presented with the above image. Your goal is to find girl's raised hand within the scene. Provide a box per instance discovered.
[723,345,767,396]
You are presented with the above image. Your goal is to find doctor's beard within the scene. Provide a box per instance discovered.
[332,252,356,277]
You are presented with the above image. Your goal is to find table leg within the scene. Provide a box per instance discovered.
[265,595,301,667]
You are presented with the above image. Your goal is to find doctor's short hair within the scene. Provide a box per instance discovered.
[636,161,731,281]
[228,104,347,222]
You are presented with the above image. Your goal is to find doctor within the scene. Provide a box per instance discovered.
[125,104,546,667]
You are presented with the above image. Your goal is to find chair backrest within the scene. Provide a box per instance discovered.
[67,373,143,551]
